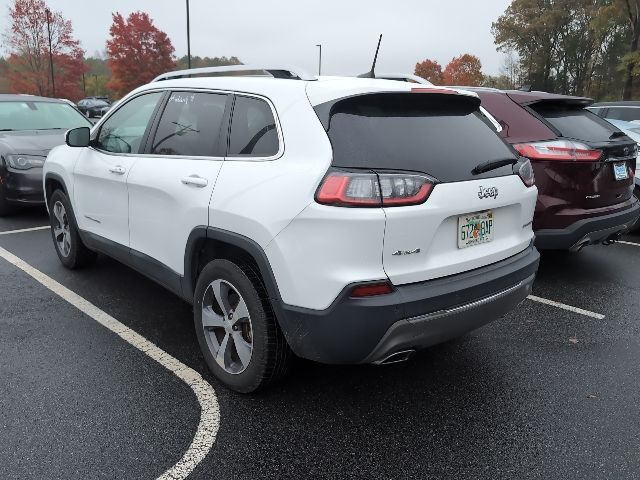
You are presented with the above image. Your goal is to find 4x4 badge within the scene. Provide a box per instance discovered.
[478,186,498,199]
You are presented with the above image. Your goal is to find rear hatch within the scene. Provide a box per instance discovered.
[515,99,636,218]
[315,91,537,285]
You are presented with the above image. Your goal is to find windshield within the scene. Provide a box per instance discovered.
[0,101,91,131]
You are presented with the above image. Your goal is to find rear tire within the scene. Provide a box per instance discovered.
[48,190,97,269]
[194,259,291,393]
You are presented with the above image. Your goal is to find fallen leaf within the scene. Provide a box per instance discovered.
[569,337,579,344]
[586,394,597,399]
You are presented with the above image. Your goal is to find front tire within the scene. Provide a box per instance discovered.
[0,190,14,217]
[194,259,291,393]
[48,190,97,269]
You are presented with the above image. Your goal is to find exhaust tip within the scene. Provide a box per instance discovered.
[374,349,416,365]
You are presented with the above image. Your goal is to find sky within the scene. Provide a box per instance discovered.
[1,0,513,76]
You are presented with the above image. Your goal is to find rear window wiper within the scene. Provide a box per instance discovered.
[471,158,517,175]
[0,129,14,132]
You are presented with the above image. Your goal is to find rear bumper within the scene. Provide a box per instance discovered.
[277,243,539,364]
[535,199,640,250]
[1,167,45,205]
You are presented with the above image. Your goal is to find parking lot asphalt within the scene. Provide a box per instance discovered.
[2,208,640,480]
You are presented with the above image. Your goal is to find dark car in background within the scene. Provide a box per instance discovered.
[458,88,639,251]
[77,98,111,118]
[0,94,92,216]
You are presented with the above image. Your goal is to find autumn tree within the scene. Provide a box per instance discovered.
[2,0,86,100]
[442,54,484,86]
[106,11,176,98]
[414,59,443,84]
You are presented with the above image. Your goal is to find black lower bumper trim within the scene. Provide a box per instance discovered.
[278,244,540,364]
[535,201,640,251]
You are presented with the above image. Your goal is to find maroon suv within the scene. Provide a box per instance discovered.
[462,88,640,250]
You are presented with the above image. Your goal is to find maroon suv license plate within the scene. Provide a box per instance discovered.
[613,162,629,181]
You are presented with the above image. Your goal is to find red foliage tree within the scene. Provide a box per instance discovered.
[442,54,484,86]
[414,59,443,84]
[3,0,86,100]
[106,12,176,98]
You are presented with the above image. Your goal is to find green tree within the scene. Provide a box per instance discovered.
[176,55,242,69]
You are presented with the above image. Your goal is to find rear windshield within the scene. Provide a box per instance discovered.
[316,93,516,183]
[530,104,617,142]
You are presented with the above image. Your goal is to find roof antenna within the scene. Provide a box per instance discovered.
[358,34,383,78]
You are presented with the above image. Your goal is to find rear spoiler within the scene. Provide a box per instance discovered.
[506,91,593,108]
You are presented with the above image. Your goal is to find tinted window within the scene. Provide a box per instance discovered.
[228,96,279,157]
[151,92,227,156]
[318,93,516,183]
[606,107,640,122]
[0,101,91,131]
[96,92,162,154]
[531,104,617,142]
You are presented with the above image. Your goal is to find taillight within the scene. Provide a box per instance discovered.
[350,281,394,298]
[514,158,535,187]
[316,170,434,207]
[514,140,602,161]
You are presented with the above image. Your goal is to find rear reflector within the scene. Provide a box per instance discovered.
[350,282,394,298]
[316,169,435,207]
[514,140,602,161]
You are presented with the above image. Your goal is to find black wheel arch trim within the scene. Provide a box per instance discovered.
[44,172,69,200]
[184,226,288,314]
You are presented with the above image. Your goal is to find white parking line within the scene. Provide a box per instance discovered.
[618,240,640,247]
[0,226,49,236]
[0,246,219,480]
[527,295,605,320]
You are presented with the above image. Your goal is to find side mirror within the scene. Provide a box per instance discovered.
[65,127,90,147]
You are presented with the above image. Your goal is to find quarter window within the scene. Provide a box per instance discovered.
[151,92,228,157]
[228,96,279,157]
[96,92,163,154]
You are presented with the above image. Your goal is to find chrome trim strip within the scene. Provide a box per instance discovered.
[405,280,526,323]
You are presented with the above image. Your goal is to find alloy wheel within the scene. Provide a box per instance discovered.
[52,201,71,258]
[201,279,254,375]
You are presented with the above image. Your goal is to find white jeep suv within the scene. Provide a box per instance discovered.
[44,66,540,392]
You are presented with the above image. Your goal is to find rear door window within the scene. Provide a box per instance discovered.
[151,92,228,157]
[316,93,517,183]
[228,96,279,157]
[530,104,617,142]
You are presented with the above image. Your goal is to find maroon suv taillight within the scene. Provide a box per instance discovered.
[514,140,602,161]
[316,170,434,207]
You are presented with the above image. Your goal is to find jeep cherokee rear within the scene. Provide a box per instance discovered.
[43,67,539,392]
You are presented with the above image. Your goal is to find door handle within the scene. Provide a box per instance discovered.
[181,175,208,188]
[109,166,126,175]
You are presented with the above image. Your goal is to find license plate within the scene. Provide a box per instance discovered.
[613,162,629,181]
[458,210,494,249]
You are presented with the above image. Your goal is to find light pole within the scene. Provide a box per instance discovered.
[45,8,55,96]
[316,44,322,76]
[186,0,192,69]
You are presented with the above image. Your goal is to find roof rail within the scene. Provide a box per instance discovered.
[373,73,433,85]
[152,65,317,82]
